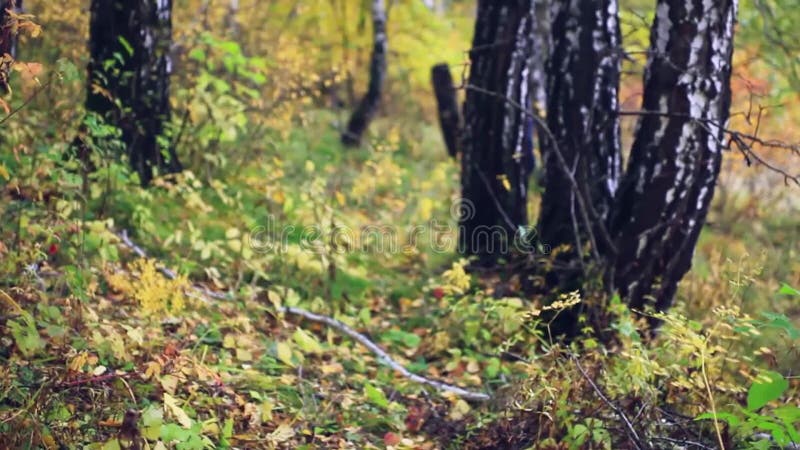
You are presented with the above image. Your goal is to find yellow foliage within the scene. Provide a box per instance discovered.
[107,259,189,316]
[441,259,471,295]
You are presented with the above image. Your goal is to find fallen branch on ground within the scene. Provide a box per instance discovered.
[114,229,491,402]
[281,305,490,401]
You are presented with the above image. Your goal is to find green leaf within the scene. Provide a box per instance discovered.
[219,418,234,449]
[117,36,134,56]
[364,384,389,409]
[695,412,741,426]
[161,423,192,442]
[773,405,800,423]
[217,40,242,56]
[381,329,421,348]
[56,58,80,82]
[8,311,44,357]
[141,406,163,441]
[778,283,800,296]
[101,439,122,450]
[747,371,789,411]
[188,48,206,62]
[484,357,501,378]
[757,312,800,340]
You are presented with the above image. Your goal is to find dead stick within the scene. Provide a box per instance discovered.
[114,230,491,402]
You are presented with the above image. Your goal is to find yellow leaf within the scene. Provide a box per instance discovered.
[497,174,511,192]
[236,348,253,362]
[143,361,162,380]
[448,399,471,421]
[417,198,434,221]
[293,328,323,354]
[228,239,242,253]
[163,393,193,428]
[0,164,9,180]
[267,290,282,309]
[335,191,345,206]
[268,423,295,444]
[271,190,286,204]
[320,362,344,375]
[276,341,295,367]
[260,400,274,422]
[223,334,236,349]
[160,374,179,394]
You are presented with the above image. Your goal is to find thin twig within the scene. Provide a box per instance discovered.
[649,436,715,450]
[618,108,800,185]
[0,77,55,126]
[571,355,646,450]
[463,83,616,260]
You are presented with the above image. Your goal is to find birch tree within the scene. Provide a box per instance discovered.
[457,0,739,332]
[608,0,738,320]
[460,0,538,262]
[341,0,387,146]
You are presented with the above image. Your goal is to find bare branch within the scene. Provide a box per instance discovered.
[571,355,646,450]
[114,229,491,402]
[282,306,491,402]
[618,108,800,186]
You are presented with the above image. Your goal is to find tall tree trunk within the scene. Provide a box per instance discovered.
[530,0,549,114]
[460,0,537,262]
[536,0,622,263]
[87,0,181,186]
[609,0,738,317]
[431,63,461,159]
[341,0,387,147]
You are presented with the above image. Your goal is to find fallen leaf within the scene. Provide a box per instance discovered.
[276,341,295,367]
[267,423,295,444]
[163,393,193,428]
[384,431,402,446]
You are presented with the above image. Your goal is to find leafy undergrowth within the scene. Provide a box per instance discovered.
[2,115,799,449]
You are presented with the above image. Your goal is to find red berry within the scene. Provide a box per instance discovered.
[48,243,58,255]
[432,287,445,300]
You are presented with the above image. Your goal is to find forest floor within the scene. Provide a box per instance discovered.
[1,112,799,449]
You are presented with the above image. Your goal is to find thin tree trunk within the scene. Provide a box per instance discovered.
[609,0,738,317]
[341,0,387,147]
[0,0,20,93]
[530,0,549,114]
[87,0,181,186]
[226,0,240,39]
[431,63,461,158]
[536,0,622,263]
[460,0,537,262]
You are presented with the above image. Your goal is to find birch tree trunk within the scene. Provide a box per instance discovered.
[87,0,181,186]
[536,0,622,262]
[341,0,387,147]
[609,0,738,317]
[460,0,537,262]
